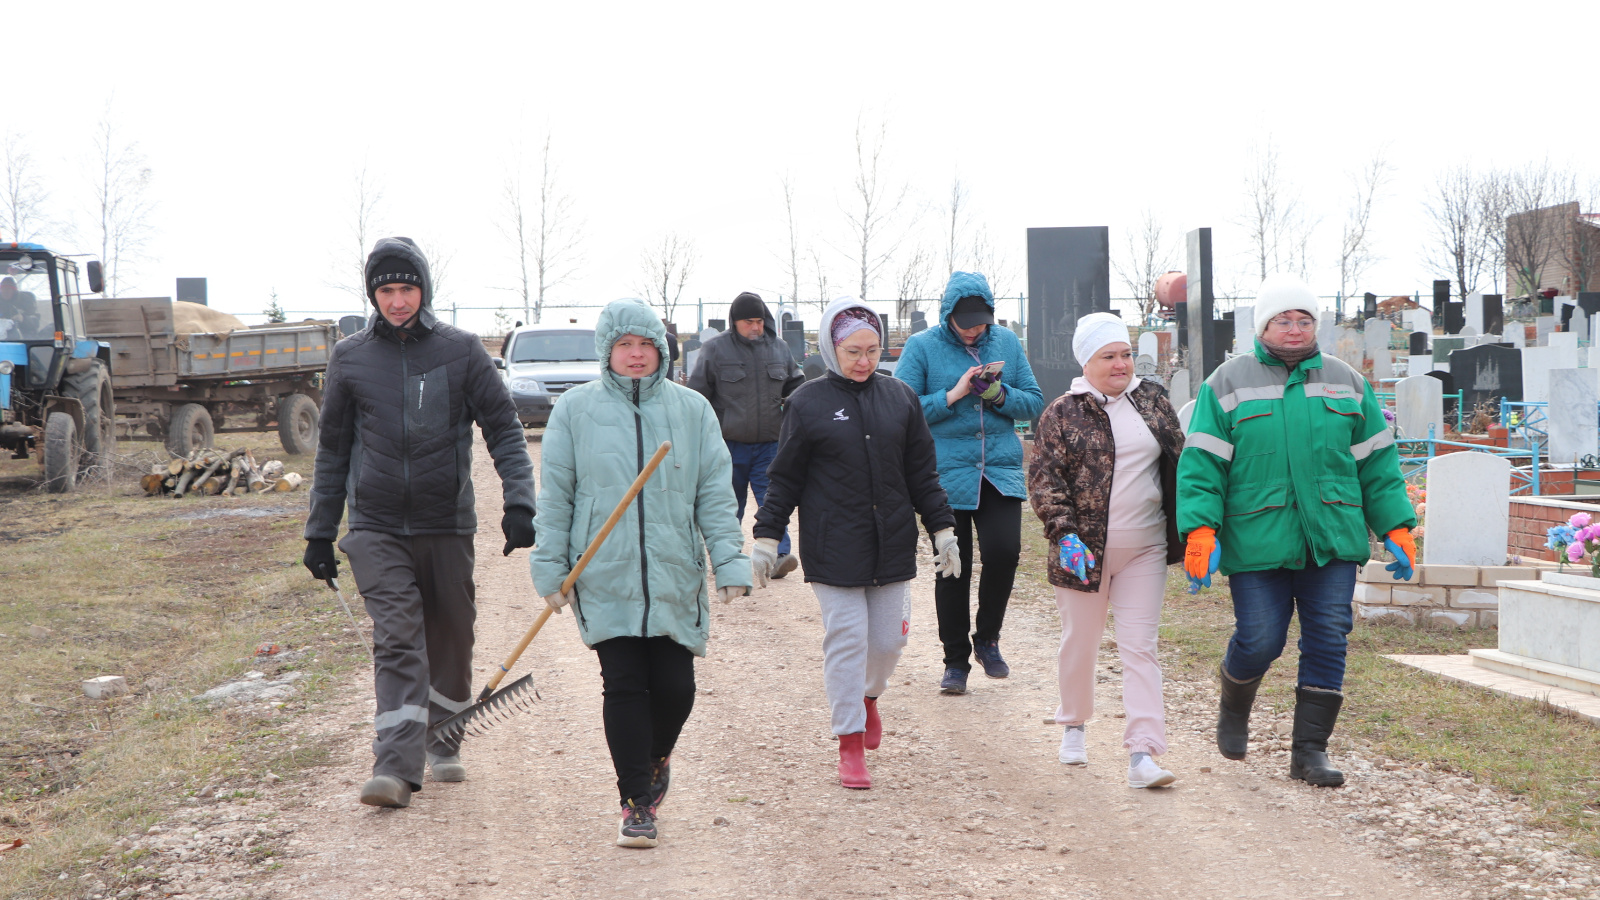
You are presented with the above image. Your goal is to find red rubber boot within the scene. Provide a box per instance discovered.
[838,732,871,789]
[864,697,882,750]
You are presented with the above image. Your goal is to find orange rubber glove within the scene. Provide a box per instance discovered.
[1384,528,1417,581]
[1184,526,1220,592]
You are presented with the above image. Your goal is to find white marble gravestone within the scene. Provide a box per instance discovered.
[1134,354,1156,376]
[1167,368,1191,411]
[1233,305,1253,354]
[1422,452,1510,567]
[1394,374,1444,441]
[1537,317,1557,345]
[1572,308,1589,344]
[1546,368,1599,465]
[1465,292,1485,334]
[1407,308,1432,336]
[1522,346,1559,404]
[1137,331,1158,362]
[1550,331,1580,364]
[1408,355,1434,377]
[1178,400,1196,433]
[1364,318,1392,378]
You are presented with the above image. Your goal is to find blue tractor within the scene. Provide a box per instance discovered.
[0,244,114,492]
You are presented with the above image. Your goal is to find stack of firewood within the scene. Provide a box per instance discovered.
[140,448,305,497]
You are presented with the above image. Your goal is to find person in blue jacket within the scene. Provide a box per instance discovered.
[895,272,1044,694]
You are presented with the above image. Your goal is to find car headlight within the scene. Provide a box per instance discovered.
[511,378,541,394]
[0,360,11,375]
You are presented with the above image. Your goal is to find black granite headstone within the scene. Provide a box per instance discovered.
[1432,280,1450,330]
[708,319,726,332]
[1026,226,1111,406]
[1424,369,1459,426]
[1176,301,1189,355]
[801,353,827,381]
[1450,344,1521,415]
[1561,301,1576,332]
[1578,292,1600,320]
[1363,292,1378,322]
[1443,300,1464,335]
[1408,332,1428,356]
[339,315,366,338]
[782,321,806,363]
[1186,228,1218,380]
[910,310,927,334]
[1482,294,1504,336]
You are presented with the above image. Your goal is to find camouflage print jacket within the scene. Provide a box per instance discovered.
[1027,379,1185,592]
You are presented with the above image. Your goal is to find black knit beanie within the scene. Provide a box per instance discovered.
[729,292,766,323]
[367,256,423,302]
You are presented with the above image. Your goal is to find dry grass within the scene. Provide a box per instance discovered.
[1015,516,1600,858]
[0,432,361,898]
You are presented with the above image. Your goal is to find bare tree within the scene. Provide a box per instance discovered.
[331,162,385,307]
[1238,139,1314,284]
[1477,168,1512,293]
[638,232,696,323]
[1113,209,1176,326]
[497,133,582,324]
[808,244,832,311]
[1424,164,1491,301]
[1502,160,1578,296]
[893,244,934,324]
[1337,150,1391,307]
[87,111,155,297]
[970,225,1017,302]
[944,177,970,277]
[1557,179,1600,295]
[0,131,46,243]
[418,236,455,319]
[778,174,801,308]
[842,114,910,301]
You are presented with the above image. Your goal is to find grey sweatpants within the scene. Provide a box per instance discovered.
[340,529,477,790]
[814,581,911,735]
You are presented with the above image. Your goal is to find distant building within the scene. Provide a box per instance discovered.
[1505,202,1600,297]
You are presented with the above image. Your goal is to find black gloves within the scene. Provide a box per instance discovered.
[303,539,339,582]
[502,507,536,556]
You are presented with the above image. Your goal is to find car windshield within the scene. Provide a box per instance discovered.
[511,331,598,363]
[0,265,53,341]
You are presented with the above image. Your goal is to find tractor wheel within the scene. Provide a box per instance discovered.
[277,393,320,456]
[165,403,214,457]
[63,359,116,472]
[44,411,80,493]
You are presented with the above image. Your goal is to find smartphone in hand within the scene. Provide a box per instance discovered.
[977,360,1005,379]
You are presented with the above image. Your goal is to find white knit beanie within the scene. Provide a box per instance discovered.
[1072,312,1131,366]
[1252,275,1321,334]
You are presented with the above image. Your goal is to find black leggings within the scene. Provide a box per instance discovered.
[934,478,1023,671]
[594,636,696,806]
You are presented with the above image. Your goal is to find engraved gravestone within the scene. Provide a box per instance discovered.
[1465,292,1485,334]
[1186,228,1219,380]
[1134,354,1156,376]
[1547,368,1600,465]
[1027,226,1112,412]
[1451,344,1521,411]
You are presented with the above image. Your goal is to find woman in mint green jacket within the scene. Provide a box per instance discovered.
[531,298,750,849]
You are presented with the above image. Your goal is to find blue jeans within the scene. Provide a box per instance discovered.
[726,440,790,556]
[1222,561,1357,692]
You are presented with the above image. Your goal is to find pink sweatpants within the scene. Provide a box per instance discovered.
[1054,543,1169,756]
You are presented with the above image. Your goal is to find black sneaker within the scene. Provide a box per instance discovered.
[939,667,969,694]
[646,755,671,809]
[973,640,1010,678]
[616,799,659,848]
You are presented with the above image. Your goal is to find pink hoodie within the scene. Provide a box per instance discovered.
[1067,376,1166,549]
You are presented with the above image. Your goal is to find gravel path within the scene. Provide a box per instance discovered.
[101,436,1598,900]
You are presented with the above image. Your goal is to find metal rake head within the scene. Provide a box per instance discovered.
[429,673,541,744]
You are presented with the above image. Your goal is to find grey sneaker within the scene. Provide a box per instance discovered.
[617,799,659,848]
[428,753,466,782]
[359,774,412,808]
[772,553,800,579]
[939,667,969,694]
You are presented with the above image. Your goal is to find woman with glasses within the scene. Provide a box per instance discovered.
[1178,276,1415,787]
[893,272,1044,694]
[752,298,959,790]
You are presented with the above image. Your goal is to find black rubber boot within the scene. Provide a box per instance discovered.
[1216,664,1262,760]
[1288,686,1346,787]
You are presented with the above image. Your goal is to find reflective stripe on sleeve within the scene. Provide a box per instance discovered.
[1350,429,1395,460]
[374,704,429,731]
[429,688,471,713]
[1215,384,1286,412]
[1184,432,1235,461]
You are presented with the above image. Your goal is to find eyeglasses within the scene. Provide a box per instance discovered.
[1268,316,1316,332]
[840,347,883,362]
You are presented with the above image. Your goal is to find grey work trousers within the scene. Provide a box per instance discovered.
[813,581,910,735]
[340,529,477,790]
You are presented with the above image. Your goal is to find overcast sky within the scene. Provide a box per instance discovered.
[9,1,1597,334]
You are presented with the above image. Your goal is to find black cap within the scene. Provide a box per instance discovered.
[950,295,995,329]
[729,291,766,323]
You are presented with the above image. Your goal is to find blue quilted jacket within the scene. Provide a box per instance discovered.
[894,272,1044,510]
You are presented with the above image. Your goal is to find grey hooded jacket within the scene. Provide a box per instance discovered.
[304,236,535,540]
[687,301,804,444]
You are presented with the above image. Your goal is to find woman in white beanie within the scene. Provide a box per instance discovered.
[1027,312,1186,788]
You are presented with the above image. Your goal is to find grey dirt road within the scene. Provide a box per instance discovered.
[254,435,1476,900]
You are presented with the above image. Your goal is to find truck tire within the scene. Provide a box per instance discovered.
[44,411,80,493]
[165,403,214,457]
[64,359,116,471]
[277,393,320,455]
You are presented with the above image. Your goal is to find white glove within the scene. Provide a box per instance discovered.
[750,537,780,589]
[717,585,747,603]
[543,589,574,614]
[932,528,961,580]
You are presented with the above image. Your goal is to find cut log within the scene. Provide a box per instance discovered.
[140,473,166,495]
[167,459,186,476]
[273,472,304,492]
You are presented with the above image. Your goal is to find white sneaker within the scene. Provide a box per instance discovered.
[1128,754,1176,788]
[1058,727,1087,765]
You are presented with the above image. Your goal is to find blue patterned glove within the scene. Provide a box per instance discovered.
[1058,534,1096,584]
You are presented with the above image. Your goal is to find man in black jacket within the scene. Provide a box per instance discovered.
[688,292,804,576]
[302,236,537,808]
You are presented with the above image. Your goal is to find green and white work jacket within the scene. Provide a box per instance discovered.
[1176,342,1415,575]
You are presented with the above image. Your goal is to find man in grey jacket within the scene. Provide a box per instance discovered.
[689,292,804,577]
[302,236,536,808]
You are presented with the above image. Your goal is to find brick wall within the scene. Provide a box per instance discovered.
[1508,496,1600,563]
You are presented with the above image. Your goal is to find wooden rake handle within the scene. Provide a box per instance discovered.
[477,440,672,701]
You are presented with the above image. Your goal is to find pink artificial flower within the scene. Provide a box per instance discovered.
[1569,542,1585,563]
[1572,513,1592,528]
